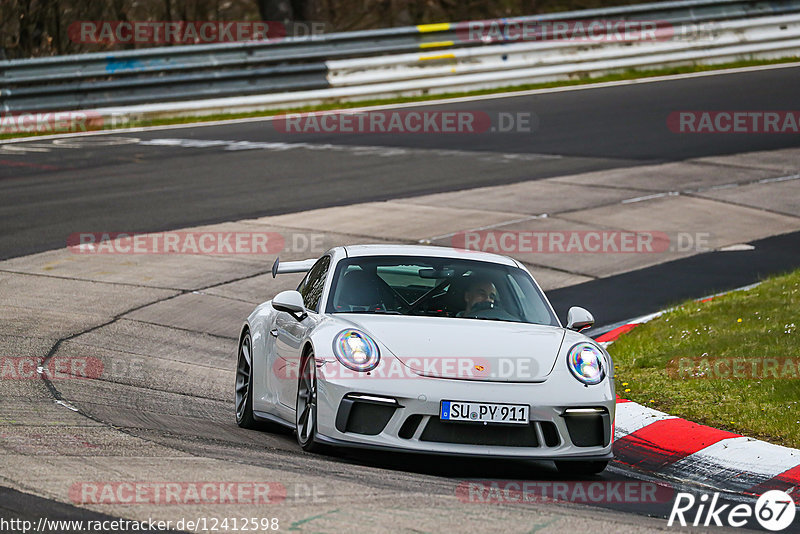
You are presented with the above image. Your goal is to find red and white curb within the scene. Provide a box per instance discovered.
[613,399,800,504]
[598,283,800,505]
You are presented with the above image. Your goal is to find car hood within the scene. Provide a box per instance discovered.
[335,314,565,382]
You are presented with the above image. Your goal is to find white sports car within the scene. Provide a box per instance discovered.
[235,245,615,474]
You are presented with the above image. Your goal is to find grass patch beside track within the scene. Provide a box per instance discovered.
[1,56,799,141]
[609,269,800,449]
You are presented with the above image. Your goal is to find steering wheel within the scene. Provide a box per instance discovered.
[468,301,495,313]
[462,300,519,321]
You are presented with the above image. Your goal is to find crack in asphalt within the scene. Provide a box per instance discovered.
[119,317,238,340]
[0,268,187,292]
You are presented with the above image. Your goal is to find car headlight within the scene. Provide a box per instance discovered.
[567,342,605,385]
[333,329,380,372]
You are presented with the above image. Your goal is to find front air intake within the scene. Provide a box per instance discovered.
[562,407,610,447]
[335,394,398,436]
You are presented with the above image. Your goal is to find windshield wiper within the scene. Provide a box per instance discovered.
[340,310,403,315]
[463,317,520,323]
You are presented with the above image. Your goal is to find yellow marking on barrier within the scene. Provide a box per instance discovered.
[419,53,456,61]
[419,41,454,49]
[417,23,451,33]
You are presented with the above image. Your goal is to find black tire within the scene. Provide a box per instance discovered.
[235,331,258,429]
[555,460,609,475]
[295,351,324,453]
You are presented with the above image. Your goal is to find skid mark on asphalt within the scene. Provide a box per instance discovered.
[288,509,340,531]
[527,518,558,533]
[137,137,562,163]
[0,159,58,171]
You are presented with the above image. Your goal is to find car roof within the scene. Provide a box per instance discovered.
[340,244,519,267]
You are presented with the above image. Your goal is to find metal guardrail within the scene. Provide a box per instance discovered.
[327,14,800,86]
[1,0,800,114]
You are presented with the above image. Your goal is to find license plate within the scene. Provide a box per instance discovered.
[440,400,529,425]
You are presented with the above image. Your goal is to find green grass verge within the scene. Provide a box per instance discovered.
[609,268,800,449]
[2,56,799,141]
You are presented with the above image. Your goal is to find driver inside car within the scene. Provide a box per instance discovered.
[457,276,498,316]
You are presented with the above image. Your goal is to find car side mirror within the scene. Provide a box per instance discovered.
[566,306,594,332]
[273,290,306,318]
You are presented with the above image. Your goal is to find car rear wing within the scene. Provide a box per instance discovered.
[271,257,317,278]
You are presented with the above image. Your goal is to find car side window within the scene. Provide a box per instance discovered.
[299,256,331,312]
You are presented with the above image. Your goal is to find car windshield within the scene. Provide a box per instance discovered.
[325,255,558,326]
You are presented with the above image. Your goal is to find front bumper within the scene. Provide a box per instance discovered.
[314,359,615,459]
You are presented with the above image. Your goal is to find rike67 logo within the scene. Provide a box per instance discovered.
[668,490,796,531]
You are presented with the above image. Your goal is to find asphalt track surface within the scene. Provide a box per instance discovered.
[554,230,800,331]
[2,66,800,533]
[1,65,800,260]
